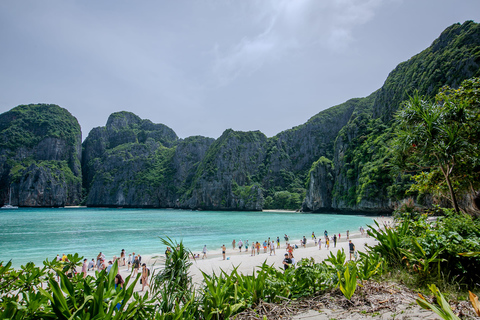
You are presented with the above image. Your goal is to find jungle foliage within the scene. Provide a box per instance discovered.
[0,104,81,150]
[392,77,480,212]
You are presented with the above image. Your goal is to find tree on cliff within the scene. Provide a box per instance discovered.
[393,78,480,213]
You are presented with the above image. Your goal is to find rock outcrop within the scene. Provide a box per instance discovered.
[0,104,82,207]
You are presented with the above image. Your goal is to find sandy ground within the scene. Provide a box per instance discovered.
[81,216,451,319]
[85,216,393,293]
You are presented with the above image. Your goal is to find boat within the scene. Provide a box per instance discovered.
[1,187,18,209]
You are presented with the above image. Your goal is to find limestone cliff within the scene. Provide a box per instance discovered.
[0,104,82,207]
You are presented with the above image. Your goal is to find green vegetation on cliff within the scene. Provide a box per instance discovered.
[0,104,81,150]
[374,20,480,122]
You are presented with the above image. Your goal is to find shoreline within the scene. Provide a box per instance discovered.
[101,216,393,292]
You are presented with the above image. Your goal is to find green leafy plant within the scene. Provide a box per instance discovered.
[416,284,460,320]
[337,267,358,300]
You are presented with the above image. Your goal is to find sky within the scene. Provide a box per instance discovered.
[1,1,479,140]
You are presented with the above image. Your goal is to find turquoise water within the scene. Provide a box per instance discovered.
[0,208,375,267]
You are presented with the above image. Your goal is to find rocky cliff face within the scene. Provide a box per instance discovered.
[304,21,480,213]
[4,22,479,213]
[82,111,179,207]
[302,157,334,211]
[180,129,267,210]
[0,104,82,207]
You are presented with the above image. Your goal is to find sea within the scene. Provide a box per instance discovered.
[0,207,376,268]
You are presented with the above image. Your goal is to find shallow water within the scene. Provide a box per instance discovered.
[0,207,375,267]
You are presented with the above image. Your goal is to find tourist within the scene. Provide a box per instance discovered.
[82,258,88,278]
[120,249,126,266]
[165,247,172,259]
[114,274,124,311]
[276,236,281,249]
[127,254,132,270]
[284,234,289,242]
[222,244,226,260]
[141,263,150,291]
[346,230,350,240]
[263,240,267,253]
[287,243,294,255]
[324,230,328,240]
[333,234,337,248]
[99,260,106,271]
[326,237,330,250]
[311,232,316,241]
[318,238,322,249]
[289,252,296,268]
[302,236,307,248]
[282,253,292,270]
[132,256,140,276]
[269,240,276,255]
[238,239,243,252]
[256,241,261,255]
[251,242,256,256]
[106,261,113,274]
[96,252,105,271]
[349,240,355,260]
[338,233,341,240]
[115,273,124,289]
[245,240,249,253]
[61,253,67,262]
[232,239,236,250]
[202,245,207,259]
[87,258,95,271]
[55,254,61,261]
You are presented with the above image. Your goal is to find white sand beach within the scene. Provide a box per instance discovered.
[97,216,393,292]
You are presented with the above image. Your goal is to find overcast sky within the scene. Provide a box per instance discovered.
[1,1,479,140]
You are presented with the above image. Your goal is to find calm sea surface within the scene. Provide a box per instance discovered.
[0,208,375,267]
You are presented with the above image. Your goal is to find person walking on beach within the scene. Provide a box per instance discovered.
[96,252,104,271]
[289,252,296,268]
[282,253,292,270]
[302,236,307,248]
[270,240,276,255]
[326,237,330,250]
[232,239,236,250]
[349,240,355,260]
[132,256,140,276]
[256,241,261,255]
[251,242,256,256]
[238,239,243,252]
[245,240,249,253]
[141,263,150,291]
[82,259,88,278]
[222,244,226,260]
[333,234,337,248]
[346,230,350,240]
[120,249,126,266]
[324,230,328,241]
[276,237,281,249]
[127,254,132,270]
[263,240,267,253]
[202,245,207,259]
